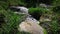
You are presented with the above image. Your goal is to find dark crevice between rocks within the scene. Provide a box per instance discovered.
[29,12,42,20]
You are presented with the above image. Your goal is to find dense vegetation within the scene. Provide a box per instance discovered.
[0,0,60,34]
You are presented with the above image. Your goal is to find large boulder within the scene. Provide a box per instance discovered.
[18,17,47,34]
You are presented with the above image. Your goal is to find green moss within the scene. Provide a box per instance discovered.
[43,29,48,34]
